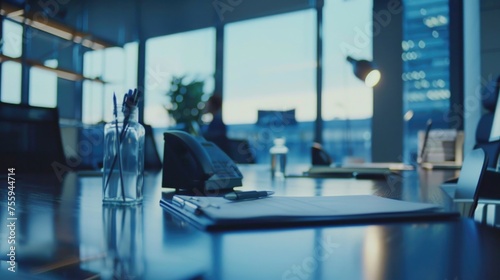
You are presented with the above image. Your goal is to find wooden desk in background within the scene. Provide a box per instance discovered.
[1,166,499,279]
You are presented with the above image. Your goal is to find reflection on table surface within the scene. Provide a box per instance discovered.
[1,165,499,279]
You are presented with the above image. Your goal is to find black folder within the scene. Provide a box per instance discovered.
[160,195,459,231]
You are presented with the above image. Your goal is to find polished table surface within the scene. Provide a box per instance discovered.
[1,165,500,279]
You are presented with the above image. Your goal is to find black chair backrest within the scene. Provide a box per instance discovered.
[455,148,488,217]
[0,102,66,175]
[143,124,163,171]
[475,76,500,168]
[228,138,256,164]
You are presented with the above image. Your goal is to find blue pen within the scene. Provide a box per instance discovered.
[224,191,275,201]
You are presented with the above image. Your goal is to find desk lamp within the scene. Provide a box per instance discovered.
[346,56,381,87]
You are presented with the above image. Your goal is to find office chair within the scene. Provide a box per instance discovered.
[0,102,67,176]
[474,75,500,168]
[143,124,163,171]
[454,148,488,218]
[453,147,500,226]
[228,138,256,164]
[311,142,333,166]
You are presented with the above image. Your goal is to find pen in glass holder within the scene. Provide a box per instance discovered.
[114,93,126,201]
[104,90,138,191]
[102,89,145,204]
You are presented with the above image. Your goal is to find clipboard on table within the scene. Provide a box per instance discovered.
[160,195,459,231]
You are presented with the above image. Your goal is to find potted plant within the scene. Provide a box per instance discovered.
[165,76,208,133]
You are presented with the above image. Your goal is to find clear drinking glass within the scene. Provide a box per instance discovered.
[102,105,145,204]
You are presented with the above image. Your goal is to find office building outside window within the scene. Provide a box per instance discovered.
[402,0,451,163]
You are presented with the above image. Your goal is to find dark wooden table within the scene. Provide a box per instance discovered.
[1,165,500,279]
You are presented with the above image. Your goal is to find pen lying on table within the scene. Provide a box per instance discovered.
[224,191,274,201]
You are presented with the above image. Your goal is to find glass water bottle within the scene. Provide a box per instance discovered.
[270,137,288,179]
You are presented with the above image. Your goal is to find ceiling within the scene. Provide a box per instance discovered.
[13,0,314,46]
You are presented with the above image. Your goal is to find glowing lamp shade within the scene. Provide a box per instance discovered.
[346,56,381,87]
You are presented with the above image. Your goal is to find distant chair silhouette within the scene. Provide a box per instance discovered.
[0,102,67,178]
[256,109,297,127]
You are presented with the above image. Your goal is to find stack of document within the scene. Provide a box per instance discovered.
[160,195,458,231]
[418,129,464,170]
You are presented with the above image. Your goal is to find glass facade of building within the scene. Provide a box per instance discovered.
[402,0,451,163]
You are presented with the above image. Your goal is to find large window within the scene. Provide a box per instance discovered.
[1,62,22,104]
[1,20,23,103]
[144,28,215,127]
[224,11,316,124]
[224,2,373,163]
[83,49,104,124]
[223,11,316,163]
[322,0,373,161]
[29,60,58,108]
[82,43,138,124]
[323,0,373,120]
[26,26,71,108]
[2,19,22,58]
